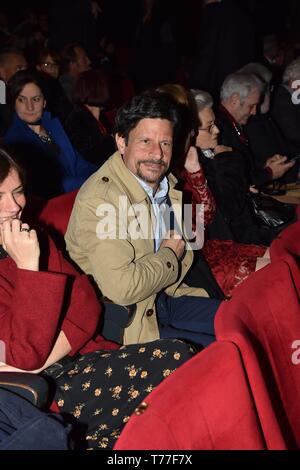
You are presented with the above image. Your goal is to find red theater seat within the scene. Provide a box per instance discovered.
[114,342,266,450]
[215,260,300,449]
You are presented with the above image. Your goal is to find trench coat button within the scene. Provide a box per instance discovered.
[102,176,109,182]
[146,309,154,317]
[166,261,172,268]
[224,295,232,301]
[134,402,148,415]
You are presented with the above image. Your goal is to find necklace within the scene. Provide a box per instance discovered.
[38,131,53,145]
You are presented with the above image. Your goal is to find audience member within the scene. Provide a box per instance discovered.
[4,70,97,198]
[66,91,222,348]
[0,146,194,450]
[35,48,73,124]
[271,58,300,157]
[218,71,294,187]
[156,83,269,294]
[240,62,297,184]
[0,47,28,136]
[64,69,115,166]
[59,43,91,102]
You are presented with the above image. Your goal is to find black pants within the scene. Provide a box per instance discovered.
[156,292,221,347]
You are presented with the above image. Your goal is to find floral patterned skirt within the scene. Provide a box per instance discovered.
[43,339,194,450]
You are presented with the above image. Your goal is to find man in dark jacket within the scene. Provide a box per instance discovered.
[218,71,294,188]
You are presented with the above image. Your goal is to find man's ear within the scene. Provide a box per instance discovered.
[115,133,126,155]
[230,93,240,107]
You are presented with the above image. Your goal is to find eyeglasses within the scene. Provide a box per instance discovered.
[41,62,59,69]
[198,122,218,134]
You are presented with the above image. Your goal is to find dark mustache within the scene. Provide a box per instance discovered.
[138,159,167,168]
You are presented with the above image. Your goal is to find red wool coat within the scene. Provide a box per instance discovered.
[0,230,118,370]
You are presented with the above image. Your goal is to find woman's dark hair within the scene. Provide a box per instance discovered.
[73,69,110,107]
[36,48,61,67]
[0,147,26,186]
[114,91,179,144]
[61,42,84,73]
[7,69,46,107]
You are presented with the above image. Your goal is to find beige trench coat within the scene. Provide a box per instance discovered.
[66,152,208,345]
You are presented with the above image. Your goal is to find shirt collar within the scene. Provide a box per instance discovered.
[131,172,169,203]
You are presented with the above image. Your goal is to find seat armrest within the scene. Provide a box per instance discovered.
[0,373,49,409]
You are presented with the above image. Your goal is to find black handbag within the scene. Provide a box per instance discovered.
[247,192,295,228]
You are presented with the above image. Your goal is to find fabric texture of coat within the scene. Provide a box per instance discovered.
[0,229,117,370]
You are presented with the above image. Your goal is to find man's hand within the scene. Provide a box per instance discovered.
[265,154,295,180]
[160,230,185,260]
[184,146,201,173]
[0,219,40,271]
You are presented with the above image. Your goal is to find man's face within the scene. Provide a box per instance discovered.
[116,118,173,190]
[0,53,27,82]
[69,47,91,77]
[232,88,261,125]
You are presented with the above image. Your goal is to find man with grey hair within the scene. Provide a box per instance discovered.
[271,58,300,156]
[239,63,294,182]
[218,71,294,186]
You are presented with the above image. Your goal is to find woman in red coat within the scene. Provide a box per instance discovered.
[0,147,194,449]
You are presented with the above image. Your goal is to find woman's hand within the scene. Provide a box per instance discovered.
[184,146,201,173]
[0,218,40,271]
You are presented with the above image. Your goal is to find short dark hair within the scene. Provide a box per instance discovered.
[0,47,25,67]
[114,91,179,144]
[73,69,109,106]
[0,146,26,186]
[61,43,85,73]
[7,69,46,106]
[36,48,61,66]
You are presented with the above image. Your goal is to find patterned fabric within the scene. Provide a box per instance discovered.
[43,339,194,450]
[203,240,265,296]
[180,166,266,296]
[181,168,217,226]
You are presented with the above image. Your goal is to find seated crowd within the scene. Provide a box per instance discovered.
[0,5,300,450]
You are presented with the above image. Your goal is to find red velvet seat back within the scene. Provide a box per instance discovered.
[114,342,266,450]
[270,221,300,292]
[215,260,300,449]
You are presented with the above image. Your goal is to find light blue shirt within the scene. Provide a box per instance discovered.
[132,173,169,251]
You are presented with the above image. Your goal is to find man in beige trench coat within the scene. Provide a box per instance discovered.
[65,91,221,347]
